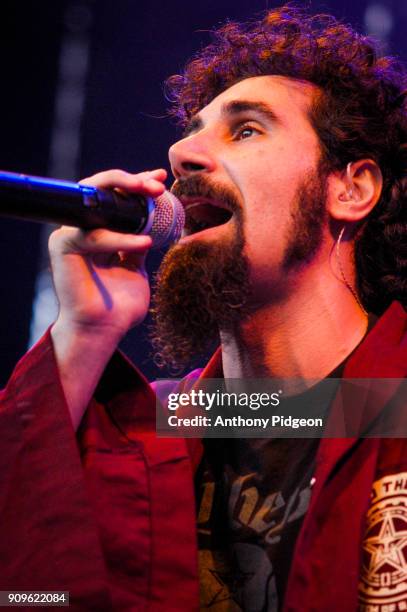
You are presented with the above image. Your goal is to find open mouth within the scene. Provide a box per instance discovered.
[183,200,234,235]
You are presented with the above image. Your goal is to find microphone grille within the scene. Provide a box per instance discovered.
[151,191,185,249]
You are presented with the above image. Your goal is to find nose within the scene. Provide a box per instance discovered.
[169,133,217,179]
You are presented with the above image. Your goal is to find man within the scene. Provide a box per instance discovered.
[0,5,406,611]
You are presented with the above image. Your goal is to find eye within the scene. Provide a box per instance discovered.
[233,123,261,140]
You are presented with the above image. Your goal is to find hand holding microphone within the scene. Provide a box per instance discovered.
[43,168,180,428]
[47,168,180,337]
[1,167,184,426]
[0,166,185,335]
[0,168,184,249]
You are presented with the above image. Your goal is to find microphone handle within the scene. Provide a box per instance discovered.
[0,171,154,234]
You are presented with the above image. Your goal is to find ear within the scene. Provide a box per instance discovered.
[327,159,383,222]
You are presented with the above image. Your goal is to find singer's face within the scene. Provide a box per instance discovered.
[152,76,327,369]
[169,75,325,294]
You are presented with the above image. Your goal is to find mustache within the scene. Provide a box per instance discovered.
[170,175,242,215]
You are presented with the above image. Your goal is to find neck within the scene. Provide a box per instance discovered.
[220,264,368,381]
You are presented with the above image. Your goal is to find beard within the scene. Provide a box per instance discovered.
[282,165,328,269]
[150,168,327,373]
[150,175,250,373]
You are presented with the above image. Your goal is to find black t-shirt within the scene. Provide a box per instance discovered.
[195,319,377,611]
[195,387,328,612]
[196,436,318,611]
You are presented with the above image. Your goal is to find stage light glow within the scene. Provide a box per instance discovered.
[364,3,394,39]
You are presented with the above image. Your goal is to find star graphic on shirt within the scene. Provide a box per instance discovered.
[208,563,254,606]
[364,513,407,575]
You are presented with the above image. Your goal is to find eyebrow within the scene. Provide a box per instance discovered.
[183,99,280,137]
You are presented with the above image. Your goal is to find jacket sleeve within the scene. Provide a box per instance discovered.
[0,330,200,612]
[0,329,113,608]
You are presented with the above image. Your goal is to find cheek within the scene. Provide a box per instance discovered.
[241,176,295,232]
[241,202,291,263]
[241,148,303,202]
[238,186,299,273]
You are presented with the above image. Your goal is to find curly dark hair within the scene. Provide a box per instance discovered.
[165,4,406,314]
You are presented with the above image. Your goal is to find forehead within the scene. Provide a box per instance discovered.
[196,75,318,128]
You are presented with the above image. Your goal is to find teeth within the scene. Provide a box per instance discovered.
[185,202,204,210]
[183,201,233,235]
[183,200,231,212]
[184,202,206,216]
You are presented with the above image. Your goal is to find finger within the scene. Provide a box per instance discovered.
[50,227,153,256]
[79,169,167,194]
[127,177,168,197]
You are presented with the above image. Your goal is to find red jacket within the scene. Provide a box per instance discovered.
[0,302,405,611]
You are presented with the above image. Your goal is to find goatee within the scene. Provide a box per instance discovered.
[150,229,250,373]
[150,168,327,373]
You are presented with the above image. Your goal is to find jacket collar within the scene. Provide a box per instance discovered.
[313,301,406,496]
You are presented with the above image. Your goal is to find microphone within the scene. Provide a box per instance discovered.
[0,170,185,249]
